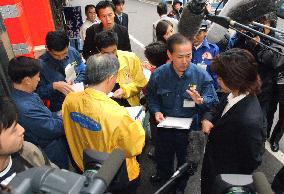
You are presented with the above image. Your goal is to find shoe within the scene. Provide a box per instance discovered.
[270,141,279,152]
[150,174,164,184]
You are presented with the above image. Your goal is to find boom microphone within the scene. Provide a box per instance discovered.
[178,0,206,40]
[207,0,277,46]
[87,149,126,194]
[8,149,126,194]
[252,172,274,194]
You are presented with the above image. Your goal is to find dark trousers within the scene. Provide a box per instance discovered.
[150,113,157,144]
[113,176,140,194]
[271,84,284,143]
[155,128,189,192]
[267,83,278,137]
[272,166,284,194]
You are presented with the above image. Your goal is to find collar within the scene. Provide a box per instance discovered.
[117,50,127,70]
[160,14,167,19]
[194,37,210,50]
[116,13,123,17]
[0,156,12,177]
[169,62,192,79]
[226,92,248,107]
[85,19,98,24]
[13,88,32,96]
[42,49,70,62]
[84,88,117,105]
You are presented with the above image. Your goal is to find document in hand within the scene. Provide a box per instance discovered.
[126,106,145,121]
[65,63,77,83]
[71,82,84,92]
[157,117,193,130]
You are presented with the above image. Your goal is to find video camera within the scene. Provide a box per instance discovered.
[7,149,128,194]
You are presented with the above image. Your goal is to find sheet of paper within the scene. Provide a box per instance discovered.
[65,63,77,82]
[126,106,145,121]
[143,68,152,81]
[157,117,193,130]
[107,92,114,97]
[72,82,84,92]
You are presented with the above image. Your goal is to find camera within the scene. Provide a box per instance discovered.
[7,149,128,194]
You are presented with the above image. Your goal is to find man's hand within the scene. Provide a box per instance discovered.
[186,89,203,105]
[142,60,155,70]
[155,112,165,123]
[201,119,214,134]
[112,88,124,99]
[53,81,74,95]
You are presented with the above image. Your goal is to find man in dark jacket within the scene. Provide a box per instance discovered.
[112,0,128,29]
[9,56,69,169]
[83,0,131,60]
[36,31,86,112]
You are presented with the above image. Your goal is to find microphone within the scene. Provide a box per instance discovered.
[186,130,205,164]
[207,0,277,45]
[86,149,126,194]
[178,0,206,40]
[252,172,274,194]
[8,149,126,194]
[206,14,284,47]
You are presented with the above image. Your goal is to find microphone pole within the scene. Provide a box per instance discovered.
[206,14,284,47]
[252,21,284,35]
[154,163,189,194]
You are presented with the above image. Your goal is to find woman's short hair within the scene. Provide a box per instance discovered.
[211,48,261,95]
[144,41,168,67]
[156,20,173,43]
[85,54,120,85]
[8,56,41,84]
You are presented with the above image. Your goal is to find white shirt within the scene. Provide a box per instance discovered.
[79,19,100,41]
[0,156,16,185]
[221,93,248,117]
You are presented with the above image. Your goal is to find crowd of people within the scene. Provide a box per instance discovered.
[1,0,284,193]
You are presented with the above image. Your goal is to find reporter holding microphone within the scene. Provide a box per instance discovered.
[201,48,266,194]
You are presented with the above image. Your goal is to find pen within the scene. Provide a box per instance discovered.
[135,107,143,120]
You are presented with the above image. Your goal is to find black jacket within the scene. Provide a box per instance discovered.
[82,23,131,60]
[114,12,128,29]
[201,94,266,194]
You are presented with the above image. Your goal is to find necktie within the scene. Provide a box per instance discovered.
[119,15,122,24]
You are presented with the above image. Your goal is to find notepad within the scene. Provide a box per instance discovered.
[126,106,145,121]
[157,117,193,130]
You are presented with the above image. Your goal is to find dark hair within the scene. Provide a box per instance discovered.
[8,56,41,84]
[95,0,115,16]
[46,31,69,51]
[157,2,167,16]
[95,31,118,51]
[85,4,96,14]
[259,12,278,28]
[144,41,168,67]
[156,20,173,43]
[112,0,125,6]
[173,0,182,6]
[211,48,261,95]
[167,33,191,53]
[0,97,18,133]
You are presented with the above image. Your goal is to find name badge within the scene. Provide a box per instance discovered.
[183,99,195,108]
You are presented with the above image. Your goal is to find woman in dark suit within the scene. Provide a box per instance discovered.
[201,48,266,194]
